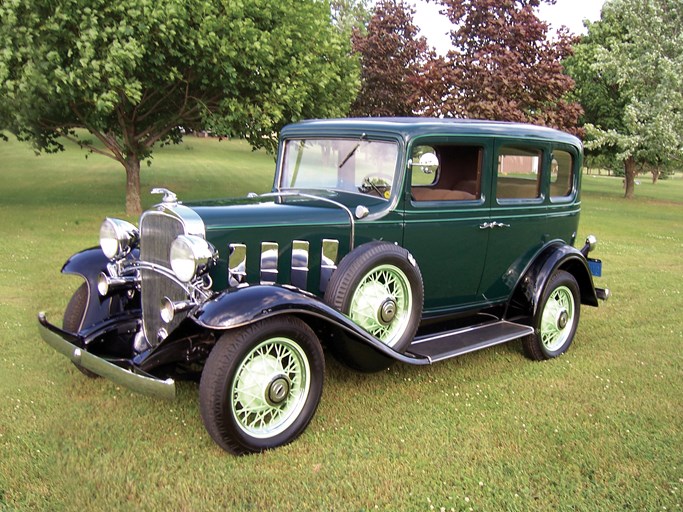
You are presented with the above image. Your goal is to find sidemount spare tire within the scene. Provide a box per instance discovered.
[324,241,423,372]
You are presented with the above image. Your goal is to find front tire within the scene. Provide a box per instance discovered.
[63,283,99,379]
[522,270,580,360]
[199,316,324,455]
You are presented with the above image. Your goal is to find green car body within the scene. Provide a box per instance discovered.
[38,118,608,454]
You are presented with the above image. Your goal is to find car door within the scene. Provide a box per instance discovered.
[478,139,551,302]
[402,137,492,313]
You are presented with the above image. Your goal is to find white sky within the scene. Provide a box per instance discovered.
[411,0,606,55]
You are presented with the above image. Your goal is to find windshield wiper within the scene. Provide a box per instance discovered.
[338,133,367,169]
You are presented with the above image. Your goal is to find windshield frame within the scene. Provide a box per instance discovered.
[276,136,403,202]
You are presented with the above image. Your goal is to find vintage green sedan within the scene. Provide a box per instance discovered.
[38,118,608,454]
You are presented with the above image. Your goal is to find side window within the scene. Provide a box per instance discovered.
[411,144,482,202]
[496,146,542,200]
[550,150,574,199]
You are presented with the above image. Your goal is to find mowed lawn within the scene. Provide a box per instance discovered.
[0,134,681,511]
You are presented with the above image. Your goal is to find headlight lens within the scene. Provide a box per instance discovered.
[169,235,217,283]
[99,218,139,259]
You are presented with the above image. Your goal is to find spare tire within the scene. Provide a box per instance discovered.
[324,241,423,371]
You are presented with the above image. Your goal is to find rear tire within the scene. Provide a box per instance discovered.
[63,283,99,379]
[522,270,580,360]
[199,316,324,455]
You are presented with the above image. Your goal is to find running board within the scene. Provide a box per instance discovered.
[407,320,534,363]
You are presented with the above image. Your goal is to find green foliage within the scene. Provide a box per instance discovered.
[330,0,372,38]
[0,0,359,213]
[1,137,682,511]
[567,0,683,197]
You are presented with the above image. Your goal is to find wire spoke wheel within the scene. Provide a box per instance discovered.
[200,316,324,454]
[539,285,575,352]
[349,264,412,347]
[231,337,310,438]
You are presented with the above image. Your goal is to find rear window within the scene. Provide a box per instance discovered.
[550,150,574,199]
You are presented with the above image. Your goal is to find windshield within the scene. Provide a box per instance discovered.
[279,138,400,200]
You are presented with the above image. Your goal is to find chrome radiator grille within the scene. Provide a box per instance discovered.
[140,211,188,345]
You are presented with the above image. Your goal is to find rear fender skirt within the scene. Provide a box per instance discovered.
[61,247,139,330]
[191,284,430,366]
[507,242,599,321]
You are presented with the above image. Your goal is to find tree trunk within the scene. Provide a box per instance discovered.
[623,156,637,199]
[651,167,660,184]
[124,156,142,216]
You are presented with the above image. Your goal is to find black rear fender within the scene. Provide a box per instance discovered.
[507,242,599,322]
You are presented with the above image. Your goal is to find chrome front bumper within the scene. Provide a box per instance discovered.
[38,312,176,400]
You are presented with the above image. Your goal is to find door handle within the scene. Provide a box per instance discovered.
[479,221,510,230]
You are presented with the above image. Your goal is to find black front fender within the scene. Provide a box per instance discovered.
[62,247,140,330]
[191,285,429,366]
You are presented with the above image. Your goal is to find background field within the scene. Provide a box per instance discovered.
[0,135,681,511]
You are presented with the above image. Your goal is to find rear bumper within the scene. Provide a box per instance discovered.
[38,312,176,400]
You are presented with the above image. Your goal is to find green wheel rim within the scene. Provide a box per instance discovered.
[540,285,575,352]
[349,264,412,347]
[230,338,310,438]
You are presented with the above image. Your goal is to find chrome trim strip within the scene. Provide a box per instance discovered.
[259,192,356,249]
[38,313,176,400]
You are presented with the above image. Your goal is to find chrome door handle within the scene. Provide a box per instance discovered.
[480,221,510,230]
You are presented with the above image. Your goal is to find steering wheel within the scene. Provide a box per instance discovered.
[359,174,393,197]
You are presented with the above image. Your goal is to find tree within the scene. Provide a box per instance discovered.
[350,0,431,117]
[0,0,359,215]
[421,0,582,135]
[331,0,372,38]
[567,0,683,198]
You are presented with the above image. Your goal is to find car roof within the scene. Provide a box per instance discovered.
[281,117,582,148]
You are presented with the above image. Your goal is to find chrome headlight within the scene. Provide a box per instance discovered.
[169,235,217,283]
[99,218,139,259]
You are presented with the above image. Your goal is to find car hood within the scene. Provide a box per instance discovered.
[186,190,389,232]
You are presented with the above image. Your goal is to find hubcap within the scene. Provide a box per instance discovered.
[540,285,575,352]
[230,338,310,438]
[379,298,397,325]
[266,375,291,405]
[349,264,412,347]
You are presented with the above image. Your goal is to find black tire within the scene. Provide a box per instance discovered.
[199,316,324,455]
[522,270,581,361]
[324,241,423,372]
[63,283,99,379]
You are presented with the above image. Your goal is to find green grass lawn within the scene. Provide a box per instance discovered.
[0,134,681,511]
